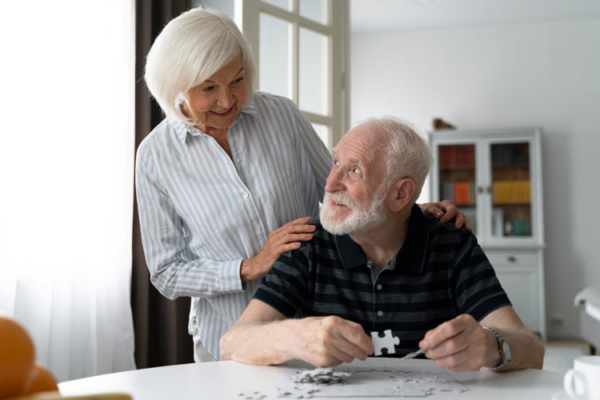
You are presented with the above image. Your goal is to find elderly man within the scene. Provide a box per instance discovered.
[220,117,544,372]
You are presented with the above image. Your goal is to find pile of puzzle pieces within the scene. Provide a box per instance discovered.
[276,366,469,398]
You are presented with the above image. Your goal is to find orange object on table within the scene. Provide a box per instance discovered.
[0,316,36,398]
[27,363,59,394]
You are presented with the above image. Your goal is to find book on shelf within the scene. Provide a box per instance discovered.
[504,219,532,236]
[440,181,475,206]
[493,180,531,204]
[441,181,455,203]
[439,146,475,169]
[454,181,470,205]
[492,143,530,166]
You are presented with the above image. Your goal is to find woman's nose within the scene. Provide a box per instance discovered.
[217,88,234,109]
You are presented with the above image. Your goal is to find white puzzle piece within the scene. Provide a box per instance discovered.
[371,329,400,356]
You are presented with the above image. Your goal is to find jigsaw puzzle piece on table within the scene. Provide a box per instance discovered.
[370,329,400,356]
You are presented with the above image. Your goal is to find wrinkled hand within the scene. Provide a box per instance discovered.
[291,316,374,368]
[420,200,472,231]
[419,314,499,372]
[241,217,316,282]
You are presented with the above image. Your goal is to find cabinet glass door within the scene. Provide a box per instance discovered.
[437,144,477,234]
[490,142,532,237]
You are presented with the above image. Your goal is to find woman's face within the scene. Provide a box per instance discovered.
[183,58,247,131]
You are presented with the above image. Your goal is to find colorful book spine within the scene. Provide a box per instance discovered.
[493,180,531,204]
[439,146,475,169]
[454,181,470,205]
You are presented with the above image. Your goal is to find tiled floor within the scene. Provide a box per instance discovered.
[543,340,591,374]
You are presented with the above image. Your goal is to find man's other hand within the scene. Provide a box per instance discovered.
[292,316,374,368]
[419,314,500,372]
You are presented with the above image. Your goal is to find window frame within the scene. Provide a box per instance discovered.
[235,0,349,148]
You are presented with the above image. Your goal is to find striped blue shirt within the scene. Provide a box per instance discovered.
[135,92,332,359]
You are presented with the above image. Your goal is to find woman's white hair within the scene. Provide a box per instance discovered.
[145,8,257,124]
[359,116,433,204]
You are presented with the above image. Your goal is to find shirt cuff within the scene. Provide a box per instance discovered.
[218,259,244,293]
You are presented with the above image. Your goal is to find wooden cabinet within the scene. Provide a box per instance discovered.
[429,128,546,339]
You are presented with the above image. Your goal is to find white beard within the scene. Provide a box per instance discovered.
[320,189,388,235]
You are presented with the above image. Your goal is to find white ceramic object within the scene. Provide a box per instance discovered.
[563,356,600,400]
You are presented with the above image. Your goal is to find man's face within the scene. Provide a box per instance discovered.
[320,126,390,235]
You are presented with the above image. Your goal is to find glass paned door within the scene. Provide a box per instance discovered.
[299,0,328,23]
[262,0,292,11]
[438,144,477,234]
[259,13,292,99]
[235,0,349,150]
[299,27,329,115]
[490,142,532,237]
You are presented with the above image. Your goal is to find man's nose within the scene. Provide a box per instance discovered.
[324,168,344,193]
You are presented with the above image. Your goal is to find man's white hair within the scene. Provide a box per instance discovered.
[144,8,257,125]
[358,116,433,204]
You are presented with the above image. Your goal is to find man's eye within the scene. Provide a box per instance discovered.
[352,167,361,174]
[334,160,340,166]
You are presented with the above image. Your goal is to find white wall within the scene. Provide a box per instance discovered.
[351,19,600,339]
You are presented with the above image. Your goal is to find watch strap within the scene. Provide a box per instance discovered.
[482,326,511,370]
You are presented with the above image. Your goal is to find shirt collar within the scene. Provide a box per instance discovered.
[334,204,429,275]
[171,100,258,145]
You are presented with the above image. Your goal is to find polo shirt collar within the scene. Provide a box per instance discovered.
[334,204,429,275]
[171,100,258,145]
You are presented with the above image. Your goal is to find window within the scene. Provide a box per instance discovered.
[235,0,349,148]
[0,0,136,380]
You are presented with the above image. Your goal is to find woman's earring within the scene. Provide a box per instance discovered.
[176,93,185,110]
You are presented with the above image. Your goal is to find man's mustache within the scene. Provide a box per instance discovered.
[324,192,356,209]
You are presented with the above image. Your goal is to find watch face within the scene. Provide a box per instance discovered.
[502,341,511,360]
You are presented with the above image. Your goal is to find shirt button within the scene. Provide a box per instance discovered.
[377,284,383,291]
[377,310,384,317]
[243,192,249,198]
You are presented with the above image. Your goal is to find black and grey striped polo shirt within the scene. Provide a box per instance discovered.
[254,204,511,356]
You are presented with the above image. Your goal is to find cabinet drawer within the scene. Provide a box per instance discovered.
[493,265,540,328]
[484,250,538,266]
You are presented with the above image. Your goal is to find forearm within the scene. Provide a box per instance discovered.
[240,256,270,282]
[499,328,545,371]
[220,319,299,365]
[150,257,244,299]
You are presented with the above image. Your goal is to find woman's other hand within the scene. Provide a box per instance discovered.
[240,217,316,282]
[420,200,472,231]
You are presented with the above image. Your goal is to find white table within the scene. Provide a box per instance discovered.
[59,358,564,400]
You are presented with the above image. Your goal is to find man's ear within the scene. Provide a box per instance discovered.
[388,178,416,212]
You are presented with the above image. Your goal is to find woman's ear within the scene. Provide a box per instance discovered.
[389,178,416,212]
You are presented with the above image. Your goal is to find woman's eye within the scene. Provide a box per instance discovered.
[334,160,340,166]
[352,167,361,174]
[234,77,244,84]
[203,86,215,92]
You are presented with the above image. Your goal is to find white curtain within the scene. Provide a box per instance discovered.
[0,1,136,382]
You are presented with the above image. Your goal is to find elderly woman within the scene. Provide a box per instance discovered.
[136,8,466,362]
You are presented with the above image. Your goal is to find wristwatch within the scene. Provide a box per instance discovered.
[483,327,511,370]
